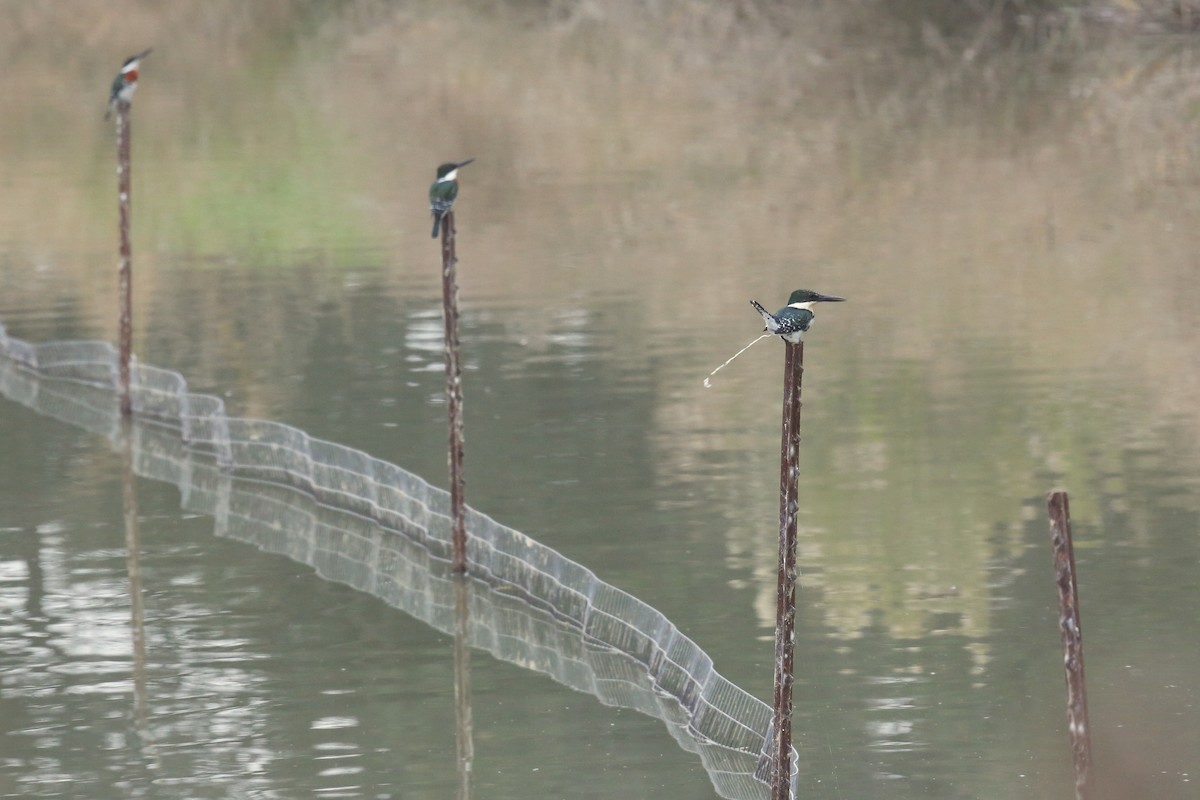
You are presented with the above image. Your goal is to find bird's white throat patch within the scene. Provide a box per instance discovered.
[437,169,458,183]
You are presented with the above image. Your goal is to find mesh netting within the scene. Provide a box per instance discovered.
[0,322,795,799]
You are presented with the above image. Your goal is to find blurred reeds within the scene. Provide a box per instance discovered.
[2,0,1200,442]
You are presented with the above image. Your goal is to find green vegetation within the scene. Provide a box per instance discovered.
[157,113,372,260]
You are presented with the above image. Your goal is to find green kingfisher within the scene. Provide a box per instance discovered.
[751,289,846,343]
[429,158,475,238]
[105,48,152,120]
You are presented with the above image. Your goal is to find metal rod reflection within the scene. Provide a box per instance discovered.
[121,420,149,734]
[454,577,474,800]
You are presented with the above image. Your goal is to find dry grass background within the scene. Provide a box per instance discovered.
[1,2,1197,479]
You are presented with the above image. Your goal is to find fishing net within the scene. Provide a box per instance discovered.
[0,322,795,799]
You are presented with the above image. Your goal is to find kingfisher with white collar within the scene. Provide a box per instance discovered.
[704,288,845,386]
[429,158,475,238]
[751,289,846,344]
[105,49,152,120]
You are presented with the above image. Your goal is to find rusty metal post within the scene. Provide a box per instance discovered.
[771,340,803,799]
[1047,491,1092,800]
[440,210,467,572]
[116,99,134,417]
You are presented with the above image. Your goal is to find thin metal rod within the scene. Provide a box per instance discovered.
[1047,490,1092,800]
[441,209,468,572]
[117,99,133,417]
[771,340,803,799]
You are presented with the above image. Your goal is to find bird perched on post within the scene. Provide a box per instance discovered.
[105,49,152,120]
[751,289,846,344]
[429,158,475,238]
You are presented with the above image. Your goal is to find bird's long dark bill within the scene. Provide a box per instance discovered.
[455,158,476,169]
[132,48,153,61]
[814,293,846,302]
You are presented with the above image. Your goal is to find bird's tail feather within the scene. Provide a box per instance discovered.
[431,213,441,239]
[750,300,774,331]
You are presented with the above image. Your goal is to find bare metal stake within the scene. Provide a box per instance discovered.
[771,340,803,800]
[109,49,149,418]
[117,99,134,417]
[441,210,468,573]
[1047,490,1092,800]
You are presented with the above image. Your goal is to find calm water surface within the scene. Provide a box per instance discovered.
[2,4,1200,799]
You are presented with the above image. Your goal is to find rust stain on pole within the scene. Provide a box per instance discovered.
[117,100,133,417]
[441,210,468,572]
[771,340,803,800]
[1047,490,1092,800]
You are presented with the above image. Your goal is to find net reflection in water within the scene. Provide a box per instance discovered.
[0,322,796,799]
